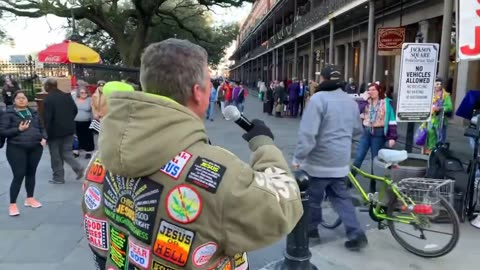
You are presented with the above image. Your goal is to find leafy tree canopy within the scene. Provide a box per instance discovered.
[0,0,247,67]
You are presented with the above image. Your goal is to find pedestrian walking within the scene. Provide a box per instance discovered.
[74,87,95,159]
[2,76,20,107]
[81,39,302,270]
[0,91,46,216]
[293,65,368,251]
[288,78,300,117]
[206,83,217,121]
[42,78,84,184]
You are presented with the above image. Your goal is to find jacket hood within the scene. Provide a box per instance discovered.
[99,91,208,177]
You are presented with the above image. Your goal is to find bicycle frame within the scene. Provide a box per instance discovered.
[348,165,418,224]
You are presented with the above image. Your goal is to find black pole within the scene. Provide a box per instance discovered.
[275,170,318,270]
[405,122,415,152]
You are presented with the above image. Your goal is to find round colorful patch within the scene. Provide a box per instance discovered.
[165,184,202,224]
[192,242,218,267]
[84,186,101,210]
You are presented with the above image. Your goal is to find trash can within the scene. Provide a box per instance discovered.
[373,153,429,182]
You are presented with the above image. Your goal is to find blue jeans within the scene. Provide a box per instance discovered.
[207,101,215,120]
[234,101,245,113]
[353,127,386,170]
[308,177,364,240]
[353,127,386,191]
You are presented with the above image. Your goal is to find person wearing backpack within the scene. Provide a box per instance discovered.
[233,81,247,113]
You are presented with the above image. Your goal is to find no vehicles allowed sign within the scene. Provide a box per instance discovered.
[396,43,439,122]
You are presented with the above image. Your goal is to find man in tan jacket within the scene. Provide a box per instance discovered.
[81,39,303,270]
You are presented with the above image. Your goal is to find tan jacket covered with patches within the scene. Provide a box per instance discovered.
[81,91,303,270]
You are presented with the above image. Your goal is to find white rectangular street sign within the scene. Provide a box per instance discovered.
[457,0,480,61]
[396,43,439,122]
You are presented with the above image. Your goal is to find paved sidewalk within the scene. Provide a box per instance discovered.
[261,223,480,270]
[0,148,92,270]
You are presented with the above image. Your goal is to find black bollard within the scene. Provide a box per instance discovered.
[275,170,318,270]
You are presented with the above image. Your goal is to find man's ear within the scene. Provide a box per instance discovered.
[191,84,202,104]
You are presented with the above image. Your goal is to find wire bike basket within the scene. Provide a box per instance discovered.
[397,178,455,215]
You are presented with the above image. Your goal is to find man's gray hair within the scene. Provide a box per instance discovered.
[140,39,208,104]
[44,77,57,87]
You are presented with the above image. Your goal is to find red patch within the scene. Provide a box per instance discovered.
[86,159,106,183]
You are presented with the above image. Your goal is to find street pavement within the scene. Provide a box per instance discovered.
[0,95,478,269]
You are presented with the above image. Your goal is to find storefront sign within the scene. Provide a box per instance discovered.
[457,0,480,60]
[377,27,406,56]
[396,43,439,122]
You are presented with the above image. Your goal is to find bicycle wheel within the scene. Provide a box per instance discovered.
[387,196,460,258]
[320,192,342,229]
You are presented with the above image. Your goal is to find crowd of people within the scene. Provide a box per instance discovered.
[0,38,457,269]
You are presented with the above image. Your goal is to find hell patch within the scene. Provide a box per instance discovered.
[165,184,202,224]
[233,253,248,270]
[192,242,218,267]
[128,239,151,268]
[86,159,106,183]
[103,172,163,244]
[160,151,193,180]
[85,186,102,210]
[186,157,226,193]
[84,215,109,250]
[109,226,128,269]
[151,261,177,270]
[153,219,195,266]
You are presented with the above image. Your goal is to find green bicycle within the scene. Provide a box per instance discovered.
[321,149,460,258]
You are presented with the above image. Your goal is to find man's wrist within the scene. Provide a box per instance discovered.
[248,135,274,151]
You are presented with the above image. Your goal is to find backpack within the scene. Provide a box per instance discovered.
[426,142,468,218]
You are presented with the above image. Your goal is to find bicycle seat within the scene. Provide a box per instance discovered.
[378,149,408,164]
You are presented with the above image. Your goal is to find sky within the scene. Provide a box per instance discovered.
[0,3,251,59]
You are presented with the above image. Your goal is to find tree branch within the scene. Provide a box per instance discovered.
[156,9,210,43]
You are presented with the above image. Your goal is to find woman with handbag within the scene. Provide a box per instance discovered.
[0,91,47,216]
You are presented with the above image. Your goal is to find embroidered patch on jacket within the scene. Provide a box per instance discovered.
[103,172,163,244]
[128,239,151,269]
[192,242,218,267]
[153,219,195,266]
[85,186,102,210]
[151,260,178,270]
[165,184,202,224]
[209,257,232,270]
[233,252,248,270]
[84,214,109,250]
[86,158,106,183]
[160,151,193,180]
[109,226,128,269]
[185,157,226,193]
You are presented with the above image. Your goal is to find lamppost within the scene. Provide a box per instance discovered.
[68,0,81,42]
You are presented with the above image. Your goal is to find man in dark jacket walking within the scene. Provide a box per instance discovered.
[43,78,84,184]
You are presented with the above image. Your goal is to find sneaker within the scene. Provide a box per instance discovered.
[76,168,85,180]
[9,204,19,216]
[345,234,368,251]
[49,179,65,184]
[24,198,42,208]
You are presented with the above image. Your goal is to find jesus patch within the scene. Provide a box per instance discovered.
[186,157,226,193]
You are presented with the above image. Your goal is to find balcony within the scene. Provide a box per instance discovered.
[230,0,357,70]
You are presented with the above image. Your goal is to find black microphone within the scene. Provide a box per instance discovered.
[223,105,253,131]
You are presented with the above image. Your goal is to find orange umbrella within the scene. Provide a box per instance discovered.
[38,40,101,64]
